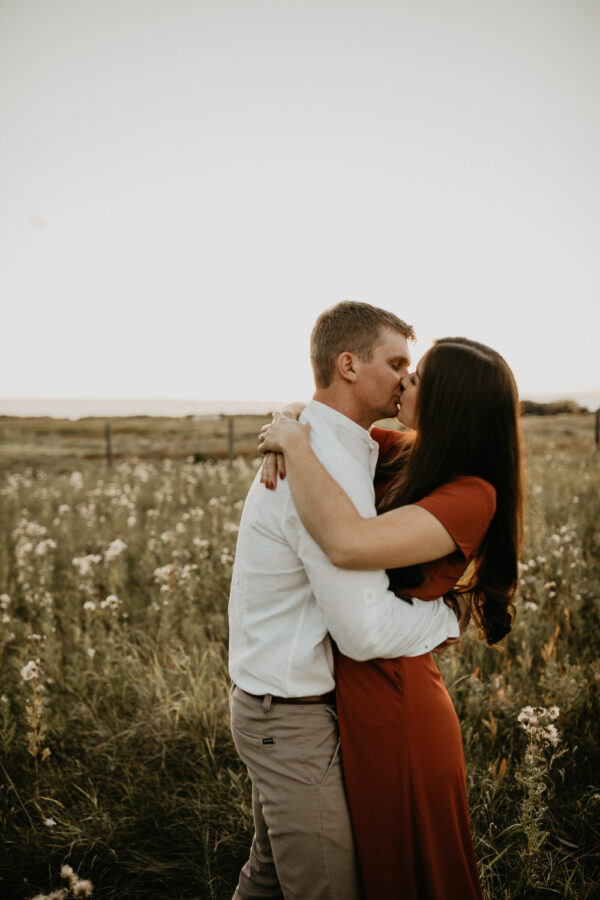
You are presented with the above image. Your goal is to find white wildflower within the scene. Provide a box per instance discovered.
[86,647,96,658]
[2,614,10,624]
[72,879,93,898]
[44,817,57,827]
[0,593,11,609]
[70,471,84,489]
[72,554,102,577]
[153,564,175,584]
[16,539,33,559]
[104,538,127,562]
[541,724,561,747]
[127,515,137,528]
[21,659,41,681]
[60,864,75,882]
[524,601,538,611]
[83,601,97,612]
[518,706,540,727]
[100,594,120,611]
[133,462,150,482]
[518,705,561,746]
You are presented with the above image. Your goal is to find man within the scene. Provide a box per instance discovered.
[228,301,462,899]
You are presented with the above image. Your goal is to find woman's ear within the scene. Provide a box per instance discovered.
[336,351,358,383]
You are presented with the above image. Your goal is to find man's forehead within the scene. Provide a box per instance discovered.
[378,329,411,362]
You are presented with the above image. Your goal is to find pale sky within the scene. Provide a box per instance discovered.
[1,0,599,405]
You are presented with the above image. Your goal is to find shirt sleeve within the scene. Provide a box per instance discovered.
[414,476,497,561]
[281,451,460,659]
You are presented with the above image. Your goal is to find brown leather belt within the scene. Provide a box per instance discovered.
[238,686,336,705]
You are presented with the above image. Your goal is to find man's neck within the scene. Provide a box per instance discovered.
[312,388,374,431]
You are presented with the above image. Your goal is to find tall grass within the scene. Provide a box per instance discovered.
[0,436,599,898]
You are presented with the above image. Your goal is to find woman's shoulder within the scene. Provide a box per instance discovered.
[419,476,496,518]
[370,426,408,458]
[445,475,496,504]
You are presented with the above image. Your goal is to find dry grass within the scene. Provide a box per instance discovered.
[0,413,598,898]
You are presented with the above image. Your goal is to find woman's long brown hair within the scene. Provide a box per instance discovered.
[376,337,524,645]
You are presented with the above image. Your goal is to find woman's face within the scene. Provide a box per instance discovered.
[396,355,424,429]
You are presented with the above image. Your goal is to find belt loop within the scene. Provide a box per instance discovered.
[262,693,272,714]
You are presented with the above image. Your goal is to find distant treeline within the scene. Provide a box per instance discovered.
[521,399,589,416]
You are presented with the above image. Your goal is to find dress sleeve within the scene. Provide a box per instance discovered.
[414,477,497,562]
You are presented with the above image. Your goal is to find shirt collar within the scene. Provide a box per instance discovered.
[303,400,379,455]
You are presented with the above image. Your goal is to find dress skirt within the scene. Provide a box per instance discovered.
[335,650,483,900]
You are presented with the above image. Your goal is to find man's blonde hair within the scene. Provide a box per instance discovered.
[310,301,415,388]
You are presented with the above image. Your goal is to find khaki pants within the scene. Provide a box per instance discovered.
[230,685,360,900]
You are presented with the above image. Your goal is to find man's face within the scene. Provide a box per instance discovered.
[354,329,411,424]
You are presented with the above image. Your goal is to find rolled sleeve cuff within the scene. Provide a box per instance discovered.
[411,604,460,655]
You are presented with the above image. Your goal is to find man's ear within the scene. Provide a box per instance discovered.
[336,351,358,383]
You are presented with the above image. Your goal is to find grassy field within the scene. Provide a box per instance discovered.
[0,413,598,898]
[0,414,273,467]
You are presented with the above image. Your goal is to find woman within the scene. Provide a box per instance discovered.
[258,337,523,900]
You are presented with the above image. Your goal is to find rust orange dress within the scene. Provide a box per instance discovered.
[335,428,496,900]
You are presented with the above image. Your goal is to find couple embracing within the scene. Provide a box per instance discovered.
[228,301,523,899]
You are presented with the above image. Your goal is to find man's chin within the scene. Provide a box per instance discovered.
[377,404,401,421]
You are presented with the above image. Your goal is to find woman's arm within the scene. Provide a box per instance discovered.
[258,417,457,570]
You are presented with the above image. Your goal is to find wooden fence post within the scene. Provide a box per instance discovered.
[105,421,113,466]
[228,416,235,463]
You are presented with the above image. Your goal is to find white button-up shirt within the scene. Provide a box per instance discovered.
[228,400,459,697]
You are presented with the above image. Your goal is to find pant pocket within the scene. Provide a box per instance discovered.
[318,737,341,786]
[304,705,342,786]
